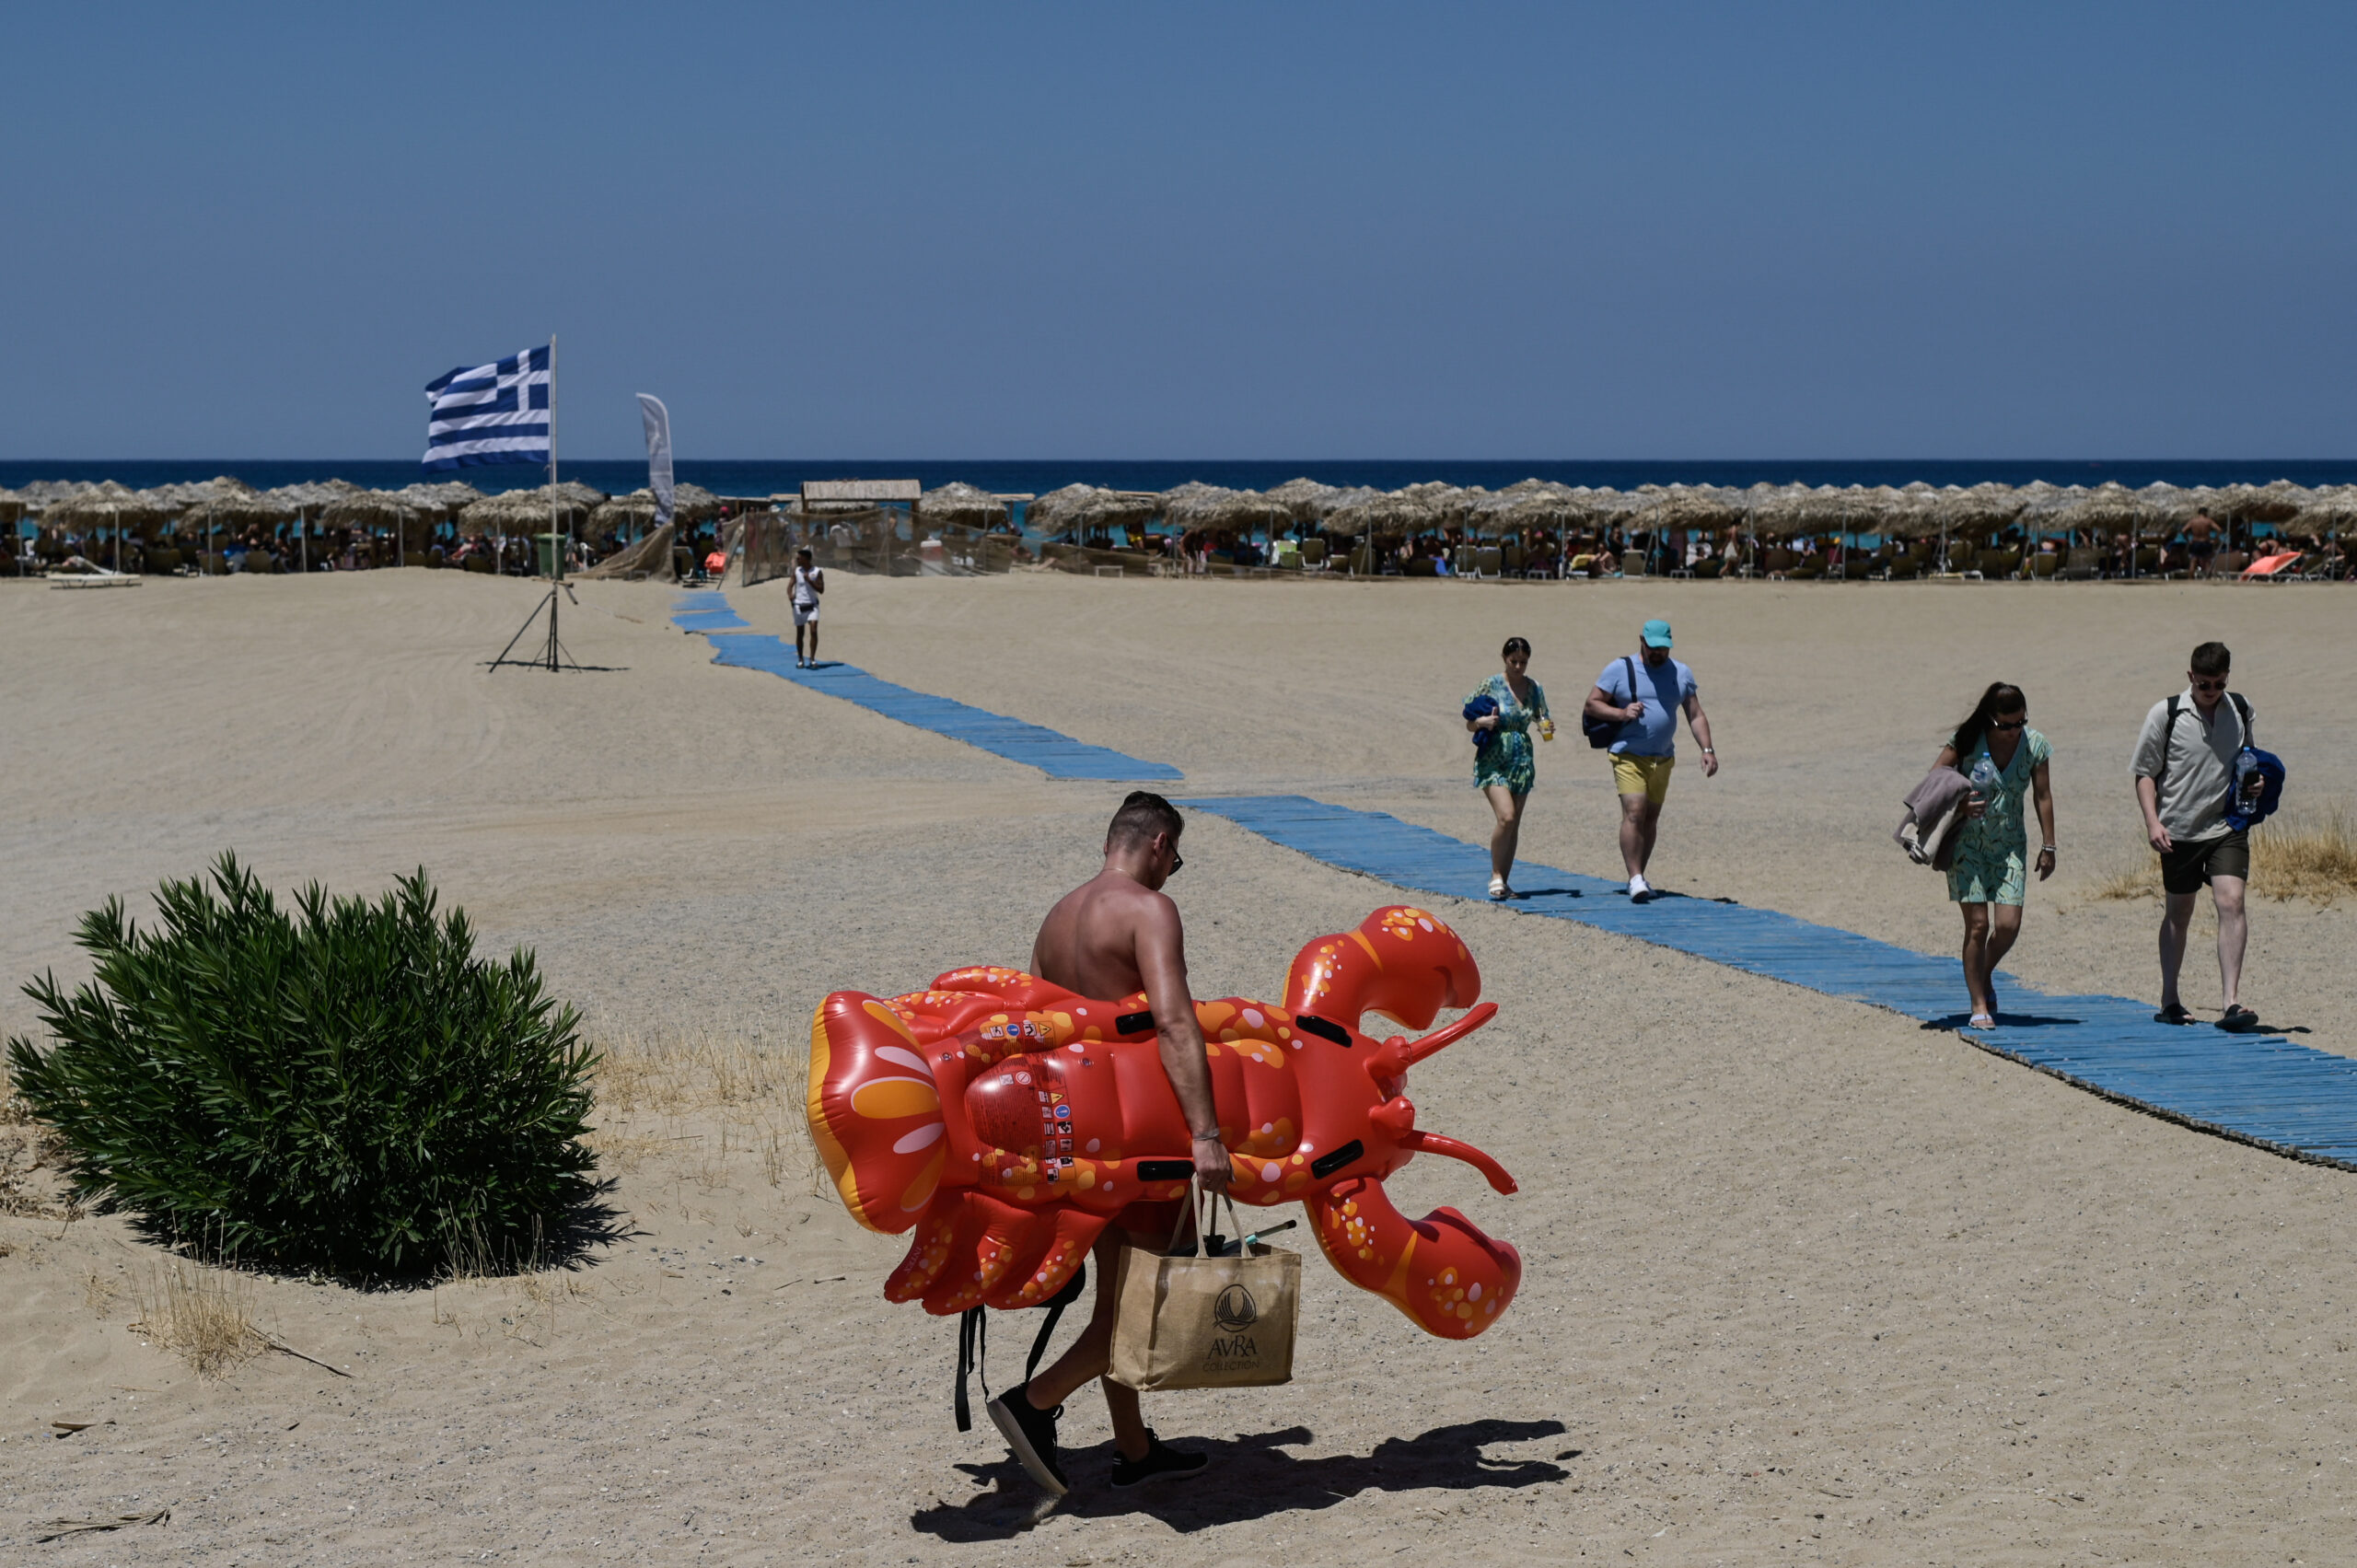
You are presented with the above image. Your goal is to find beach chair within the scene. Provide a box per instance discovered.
[1502,543,1523,575]
[1300,539,1328,569]
[2241,552,2303,581]
[2029,552,2060,579]
[1976,547,2021,580]
[1475,546,1503,577]
[2061,547,2101,581]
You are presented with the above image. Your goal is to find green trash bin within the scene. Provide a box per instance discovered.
[534,532,564,576]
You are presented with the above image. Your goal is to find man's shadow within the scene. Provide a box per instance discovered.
[911,1418,1573,1539]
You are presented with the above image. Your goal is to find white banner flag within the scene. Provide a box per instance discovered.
[636,394,675,525]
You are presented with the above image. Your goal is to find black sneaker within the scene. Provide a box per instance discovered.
[986,1382,1068,1497]
[1109,1431,1209,1489]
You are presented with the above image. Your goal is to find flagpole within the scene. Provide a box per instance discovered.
[549,333,561,584]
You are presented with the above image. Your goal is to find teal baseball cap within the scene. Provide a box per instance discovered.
[1641,618,1674,648]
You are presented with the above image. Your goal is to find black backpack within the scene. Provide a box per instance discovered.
[1583,656,1640,749]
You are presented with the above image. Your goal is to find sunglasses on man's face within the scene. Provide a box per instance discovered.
[1167,848,1183,877]
[2191,678,2229,691]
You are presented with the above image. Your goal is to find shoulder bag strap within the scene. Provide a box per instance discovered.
[2153,694,2183,799]
[954,1306,987,1432]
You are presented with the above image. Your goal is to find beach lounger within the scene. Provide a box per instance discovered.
[2241,552,2302,580]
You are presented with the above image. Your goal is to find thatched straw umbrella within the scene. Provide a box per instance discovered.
[919,482,1011,529]
[320,490,424,565]
[44,481,174,573]
[1159,482,1290,558]
[457,485,602,574]
[1158,481,1237,530]
[1028,483,1161,542]
[1264,477,1343,524]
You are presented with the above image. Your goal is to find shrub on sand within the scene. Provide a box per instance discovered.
[6,855,598,1279]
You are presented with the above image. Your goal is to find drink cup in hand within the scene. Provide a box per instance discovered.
[1538,716,1555,742]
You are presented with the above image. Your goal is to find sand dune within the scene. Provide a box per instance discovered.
[3,568,2351,1564]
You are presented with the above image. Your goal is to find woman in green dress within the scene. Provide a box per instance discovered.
[1466,636,1552,900]
[1933,681,2058,1029]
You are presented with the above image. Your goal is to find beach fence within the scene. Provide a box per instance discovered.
[741,505,1018,585]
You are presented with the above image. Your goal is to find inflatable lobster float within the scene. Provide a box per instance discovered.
[806,906,1521,1339]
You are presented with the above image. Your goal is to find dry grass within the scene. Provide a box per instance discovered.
[590,1017,805,1116]
[128,1261,266,1378]
[586,1016,825,1196]
[2092,802,2357,904]
[2251,802,2357,902]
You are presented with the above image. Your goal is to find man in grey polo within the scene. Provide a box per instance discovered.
[2131,640,2258,1031]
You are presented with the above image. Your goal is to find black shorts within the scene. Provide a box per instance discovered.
[2159,830,2248,895]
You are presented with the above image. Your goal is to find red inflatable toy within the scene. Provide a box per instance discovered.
[806,906,1521,1339]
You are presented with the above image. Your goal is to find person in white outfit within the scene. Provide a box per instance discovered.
[790,547,825,668]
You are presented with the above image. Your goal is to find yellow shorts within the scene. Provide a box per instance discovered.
[1611,752,1675,804]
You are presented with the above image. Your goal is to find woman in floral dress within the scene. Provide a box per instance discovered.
[1934,681,2058,1029]
[1466,636,1552,899]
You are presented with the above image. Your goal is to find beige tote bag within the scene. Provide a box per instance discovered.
[1106,1183,1299,1391]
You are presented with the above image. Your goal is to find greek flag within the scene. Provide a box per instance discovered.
[422,344,551,470]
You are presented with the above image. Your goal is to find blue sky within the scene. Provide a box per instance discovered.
[5,3,2353,460]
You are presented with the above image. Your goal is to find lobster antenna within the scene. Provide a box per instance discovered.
[1399,1130,1518,1194]
[1397,1003,1498,1068]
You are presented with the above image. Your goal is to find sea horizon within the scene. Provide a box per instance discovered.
[6,458,2355,499]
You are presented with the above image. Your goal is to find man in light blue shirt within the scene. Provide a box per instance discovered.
[1583,619,1718,903]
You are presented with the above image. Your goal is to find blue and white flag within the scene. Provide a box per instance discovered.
[423,344,551,471]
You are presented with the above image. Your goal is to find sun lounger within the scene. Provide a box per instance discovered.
[2242,552,2303,580]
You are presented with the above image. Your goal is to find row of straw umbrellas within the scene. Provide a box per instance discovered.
[1015,477,2357,540]
[13,474,2355,550]
[2,476,729,555]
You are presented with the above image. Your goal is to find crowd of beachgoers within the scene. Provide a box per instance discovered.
[8,472,2354,582]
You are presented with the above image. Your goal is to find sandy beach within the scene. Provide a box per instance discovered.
[5,566,2353,1565]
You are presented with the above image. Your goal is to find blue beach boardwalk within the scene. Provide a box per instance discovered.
[673,592,1178,783]
[677,591,2356,1174]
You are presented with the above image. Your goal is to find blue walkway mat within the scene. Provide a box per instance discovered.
[1189,794,2357,1172]
[672,594,1179,783]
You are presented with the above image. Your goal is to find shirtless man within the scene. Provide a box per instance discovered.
[985,791,1224,1496]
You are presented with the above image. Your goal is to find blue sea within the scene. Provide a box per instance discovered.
[6,459,2355,500]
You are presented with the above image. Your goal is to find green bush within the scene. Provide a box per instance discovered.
[6,855,598,1279]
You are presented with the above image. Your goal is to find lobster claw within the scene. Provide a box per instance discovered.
[1310,1176,1521,1339]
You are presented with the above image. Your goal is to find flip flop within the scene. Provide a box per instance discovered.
[2154,1002,2196,1026]
[2219,1005,2260,1033]
[1968,1013,1995,1031]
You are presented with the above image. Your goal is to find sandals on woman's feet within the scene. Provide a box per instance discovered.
[2154,1002,2196,1026]
[1488,875,1510,900]
[1967,1013,1995,1031]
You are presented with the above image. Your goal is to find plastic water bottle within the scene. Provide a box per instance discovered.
[2235,747,2262,808]
[1969,755,2001,819]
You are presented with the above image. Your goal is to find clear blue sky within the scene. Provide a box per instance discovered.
[6,3,2353,460]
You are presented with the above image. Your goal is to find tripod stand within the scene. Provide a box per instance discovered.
[488,580,581,672]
